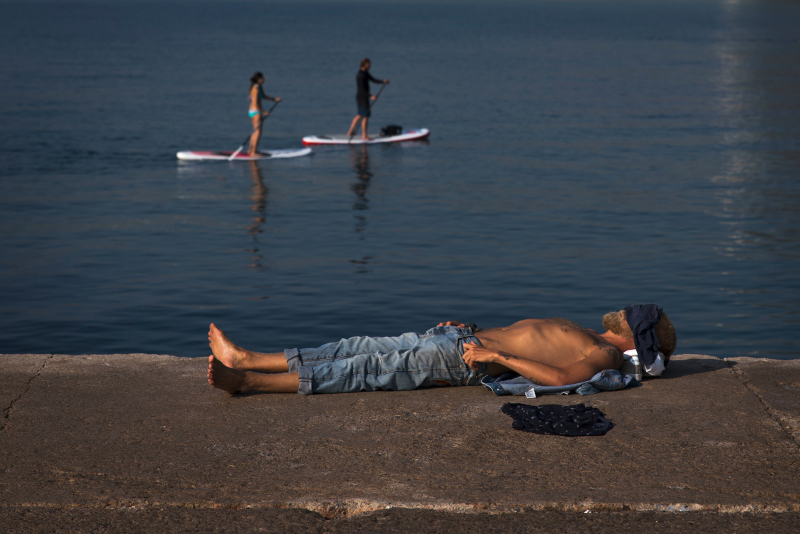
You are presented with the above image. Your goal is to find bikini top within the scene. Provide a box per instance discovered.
[249,86,267,107]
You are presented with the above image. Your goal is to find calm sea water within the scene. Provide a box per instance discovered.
[1,0,799,359]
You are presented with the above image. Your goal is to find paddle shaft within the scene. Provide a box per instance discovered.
[229,100,281,160]
[370,82,387,108]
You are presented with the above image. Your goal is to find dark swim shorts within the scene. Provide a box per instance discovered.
[502,403,613,436]
[357,103,371,118]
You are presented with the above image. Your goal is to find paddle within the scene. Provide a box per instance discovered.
[349,82,388,143]
[228,100,281,161]
[371,82,388,106]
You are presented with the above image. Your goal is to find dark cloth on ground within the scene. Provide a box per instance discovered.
[501,403,614,436]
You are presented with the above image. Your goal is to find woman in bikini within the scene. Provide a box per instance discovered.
[248,72,281,156]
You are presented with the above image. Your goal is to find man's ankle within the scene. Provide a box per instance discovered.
[239,372,255,393]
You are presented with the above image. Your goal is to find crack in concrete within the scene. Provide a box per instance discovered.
[1,500,799,516]
[726,360,800,450]
[1,355,54,431]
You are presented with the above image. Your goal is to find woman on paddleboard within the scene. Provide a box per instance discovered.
[346,58,389,140]
[248,72,281,156]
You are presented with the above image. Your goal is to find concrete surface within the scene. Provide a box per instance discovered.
[1,353,799,532]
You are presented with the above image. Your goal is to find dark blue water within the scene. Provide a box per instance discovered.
[1,0,799,359]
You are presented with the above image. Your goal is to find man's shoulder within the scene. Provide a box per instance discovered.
[587,340,623,370]
[542,317,590,332]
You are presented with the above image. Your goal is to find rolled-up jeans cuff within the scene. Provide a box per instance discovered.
[297,366,313,395]
[285,348,313,395]
[284,348,301,371]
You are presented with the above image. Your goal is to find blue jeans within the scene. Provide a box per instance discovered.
[284,326,485,395]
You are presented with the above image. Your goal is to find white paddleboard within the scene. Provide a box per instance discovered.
[177,148,312,161]
[302,128,430,146]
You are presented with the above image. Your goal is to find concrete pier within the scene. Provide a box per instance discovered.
[2,354,799,532]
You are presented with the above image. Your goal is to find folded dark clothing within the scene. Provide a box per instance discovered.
[501,403,613,436]
[625,303,664,367]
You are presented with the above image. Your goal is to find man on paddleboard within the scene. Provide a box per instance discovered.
[346,58,389,140]
[207,305,676,395]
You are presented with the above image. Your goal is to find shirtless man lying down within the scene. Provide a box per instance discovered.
[207,305,676,395]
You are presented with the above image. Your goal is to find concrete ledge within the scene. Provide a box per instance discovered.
[3,506,800,533]
[2,353,799,531]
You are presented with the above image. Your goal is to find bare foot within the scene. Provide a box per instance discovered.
[207,354,248,393]
[208,323,250,369]
[208,323,250,370]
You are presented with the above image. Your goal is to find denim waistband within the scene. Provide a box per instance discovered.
[456,331,482,351]
[441,327,486,380]
[423,325,476,338]
[421,325,482,356]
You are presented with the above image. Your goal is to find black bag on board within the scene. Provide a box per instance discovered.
[380,125,403,137]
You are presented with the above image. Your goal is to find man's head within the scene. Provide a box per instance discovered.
[360,57,371,70]
[602,307,677,359]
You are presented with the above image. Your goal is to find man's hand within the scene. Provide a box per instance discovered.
[383,79,390,84]
[461,341,500,370]
[370,95,377,101]
[437,320,466,328]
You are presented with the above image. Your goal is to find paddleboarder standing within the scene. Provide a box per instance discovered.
[347,58,389,140]
[248,72,281,156]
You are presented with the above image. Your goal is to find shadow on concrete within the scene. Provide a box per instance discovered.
[652,356,727,380]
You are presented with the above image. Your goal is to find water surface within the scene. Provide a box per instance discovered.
[1,0,799,358]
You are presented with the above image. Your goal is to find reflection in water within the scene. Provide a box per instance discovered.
[706,2,800,355]
[246,160,268,269]
[350,145,373,273]
[712,1,800,257]
[350,145,371,236]
[349,255,373,274]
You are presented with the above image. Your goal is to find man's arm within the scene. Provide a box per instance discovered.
[462,343,620,386]
[437,320,466,328]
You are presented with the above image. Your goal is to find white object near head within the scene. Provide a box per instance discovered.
[622,349,666,379]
